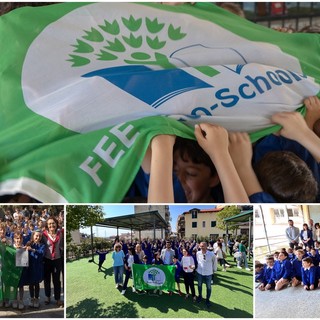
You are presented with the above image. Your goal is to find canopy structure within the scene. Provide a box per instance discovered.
[96,210,169,240]
[224,209,253,261]
[88,210,169,262]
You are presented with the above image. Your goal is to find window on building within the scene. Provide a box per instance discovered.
[287,208,301,217]
[192,222,197,228]
[211,221,216,227]
[192,234,197,240]
[274,208,285,218]
[202,221,206,228]
[191,209,198,219]
[255,209,260,218]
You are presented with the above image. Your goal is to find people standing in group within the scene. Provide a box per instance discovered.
[121,246,140,295]
[181,248,196,301]
[285,220,300,249]
[300,223,314,249]
[43,216,64,308]
[196,242,217,308]
[237,240,251,271]
[26,230,45,308]
[112,243,125,289]
[160,241,175,265]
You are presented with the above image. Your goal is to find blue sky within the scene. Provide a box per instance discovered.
[81,204,216,237]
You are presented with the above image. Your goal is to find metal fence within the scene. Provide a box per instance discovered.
[239,2,320,31]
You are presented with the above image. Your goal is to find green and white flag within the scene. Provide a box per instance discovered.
[0,245,22,300]
[0,2,319,202]
[132,264,176,291]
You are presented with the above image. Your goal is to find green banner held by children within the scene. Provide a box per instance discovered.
[0,2,319,202]
[132,264,176,291]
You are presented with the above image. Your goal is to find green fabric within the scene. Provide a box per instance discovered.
[132,264,176,291]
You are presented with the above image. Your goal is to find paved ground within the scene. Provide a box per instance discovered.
[0,282,64,318]
[255,284,320,318]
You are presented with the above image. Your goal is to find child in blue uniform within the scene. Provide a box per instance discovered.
[227,96,320,203]
[26,230,45,308]
[273,251,292,291]
[96,248,109,272]
[291,249,305,287]
[301,257,318,290]
[258,256,275,291]
[172,255,183,296]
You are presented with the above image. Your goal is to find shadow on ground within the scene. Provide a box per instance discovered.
[66,299,138,318]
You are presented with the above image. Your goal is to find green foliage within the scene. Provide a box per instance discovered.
[66,205,104,244]
[216,206,241,231]
[97,50,118,61]
[131,52,151,60]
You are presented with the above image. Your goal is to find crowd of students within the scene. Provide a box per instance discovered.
[0,206,64,310]
[97,237,251,308]
[256,226,320,291]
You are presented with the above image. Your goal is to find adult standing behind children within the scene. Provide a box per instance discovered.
[43,216,64,308]
[196,242,217,308]
[285,220,300,249]
[112,243,125,289]
[160,241,175,265]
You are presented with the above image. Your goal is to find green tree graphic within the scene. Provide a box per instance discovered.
[148,269,160,281]
[67,15,187,69]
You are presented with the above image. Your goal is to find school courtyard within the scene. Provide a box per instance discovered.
[66,256,253,318]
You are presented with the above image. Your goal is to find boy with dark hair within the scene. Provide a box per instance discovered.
[96,248,109,272]
[291,249,305,287]
[274,251,292,291]
[228,96,320,203]
[301,257,318,290]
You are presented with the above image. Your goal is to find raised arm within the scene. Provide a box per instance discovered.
[228,132,263,197]
[194,123,249,203]
[272,111,320,162]
[147,134,176,203]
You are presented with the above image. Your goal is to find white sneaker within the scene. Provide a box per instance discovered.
[237,266,242,269]
[246,268,251,271]
[115,284,119,289]
[121,289,126,295]
[34,298,40,308]
[12,300,18,309]
[132,287,136,293]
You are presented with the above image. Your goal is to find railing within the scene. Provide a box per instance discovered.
[239,2,320,31]
[255,234,289,262]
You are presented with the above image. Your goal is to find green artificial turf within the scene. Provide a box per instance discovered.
[66,256,253,318]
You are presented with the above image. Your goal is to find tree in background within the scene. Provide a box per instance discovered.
[66,205,104,244]
[216,205,241,236]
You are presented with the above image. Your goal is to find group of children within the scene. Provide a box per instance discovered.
[126,96,320,204]
[256,245,320,291]
[0,206,64,310]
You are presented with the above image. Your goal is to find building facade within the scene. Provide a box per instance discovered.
[177,207,225,240]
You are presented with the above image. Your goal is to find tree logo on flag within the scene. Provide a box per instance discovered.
[143,267,166,286]
[67,15,186,69]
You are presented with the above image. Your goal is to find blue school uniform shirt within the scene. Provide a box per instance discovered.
[262,266,275,285]
[251,134,320,203]
[172,260,183,281]
[301,266,317,286]
[292,258,302,279]
[96,250,108,263]
[273,259,292,280]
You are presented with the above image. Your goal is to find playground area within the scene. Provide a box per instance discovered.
[66,255,253,318]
